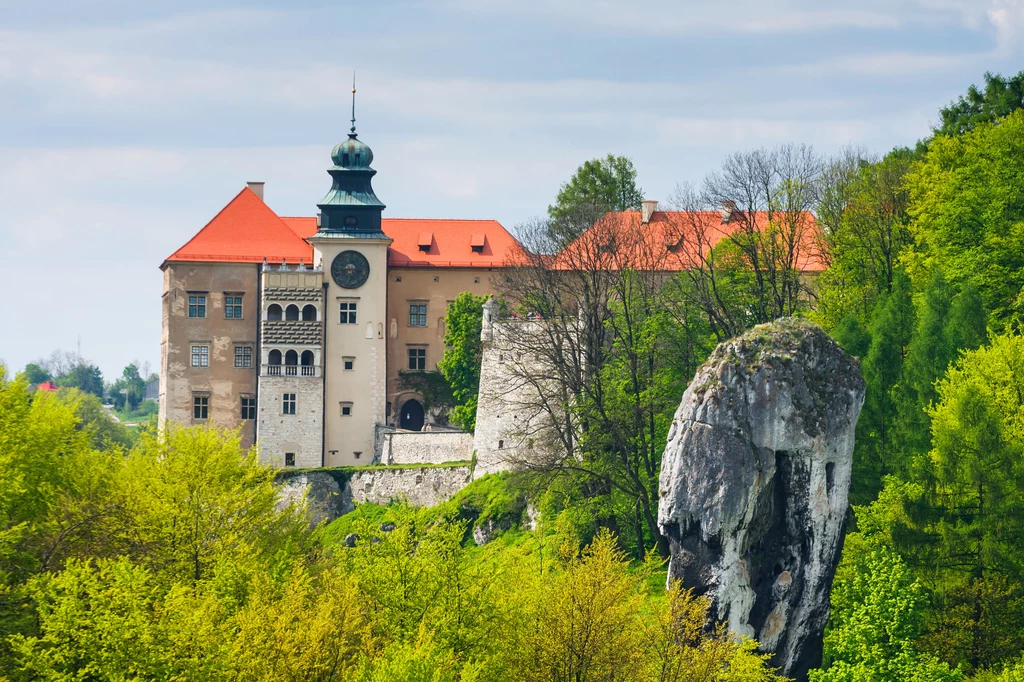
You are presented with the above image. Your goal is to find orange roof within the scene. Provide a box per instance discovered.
[166,189,521,270]
[552,210,824,272]
[36,381,59,392]
[164,187,314,265]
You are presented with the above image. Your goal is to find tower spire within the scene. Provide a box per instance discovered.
[350,71,357,137]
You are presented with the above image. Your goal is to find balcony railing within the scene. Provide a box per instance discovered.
[263,364,320,378]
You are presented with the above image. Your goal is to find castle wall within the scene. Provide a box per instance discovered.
[159,261,258,448]
[257,375,323,468]
[277,466,473,526]
[473,311,565,477]
[379,430,474,465]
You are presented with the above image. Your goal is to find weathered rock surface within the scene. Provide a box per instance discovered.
[657,318,864,680]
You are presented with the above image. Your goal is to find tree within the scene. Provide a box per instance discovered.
[667,144,822,341]
[19,363,50,386]
[936,70,1024,138]
[438,293,487,432]
[495,209,705,559]
[851,270,914,504]
[55,362,104,398]
[548,155,643,246]
[810,547,962,682]
[906,110,1024,331]
[815,151,914,332]
[906,334,1024,670]
[111,363,147,411]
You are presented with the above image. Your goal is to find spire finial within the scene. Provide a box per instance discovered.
[350,71,357,136]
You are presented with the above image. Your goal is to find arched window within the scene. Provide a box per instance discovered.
[267,304,282,321]
[285,304,300,321]
[268,349,282,365]
[300,350,314,366]
[302,304,317,321]
[284,350,298,365]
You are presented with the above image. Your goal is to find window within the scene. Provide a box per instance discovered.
[339,301,357,324]
[302,304,317,321]
[343,357,354,370]
[234,346,252,368]
[344,216,358,226]
[340,402,353,416]
[285,452,295,467]
[341,152,349,166]
[267,304,283,321]
[408,347,427,371]
[193,395,209,420]
[241,396,256,420]
[191,345,209,367]
[409,303,427,327]
[471,244,484,254]
[498,439,504,449]
[225,295,243,319]
[283,393,296,415]
[188,294,207,318]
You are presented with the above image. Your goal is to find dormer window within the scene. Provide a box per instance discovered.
[342,152,350,166]
[418,231,433,253]
[471,233,486,254]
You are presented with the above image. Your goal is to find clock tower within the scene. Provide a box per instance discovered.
[309,87,392,466]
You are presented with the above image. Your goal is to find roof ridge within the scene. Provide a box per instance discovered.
[164,187,252,262]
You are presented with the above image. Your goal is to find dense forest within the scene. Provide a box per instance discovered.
[3,70,1024,680]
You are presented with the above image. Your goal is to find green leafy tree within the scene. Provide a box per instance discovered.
[906,334,1024,670]
[852,270,915,503]
[111,363,147,411]
[816,151,914,332]
[438,293,487,432]
[55,362,104,398]
[936,71,1024,137]
[547,155,643,246]
[811,547,962,682]
[906,110,1024,330]
[19,363,50,386]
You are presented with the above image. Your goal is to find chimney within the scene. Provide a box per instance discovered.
[720,200,737,224]
[246,181,265,202]
[641,199,658,224]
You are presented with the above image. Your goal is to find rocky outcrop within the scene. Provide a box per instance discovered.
[657,318,864,680]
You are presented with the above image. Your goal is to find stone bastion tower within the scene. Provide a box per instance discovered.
[307,88,391,467]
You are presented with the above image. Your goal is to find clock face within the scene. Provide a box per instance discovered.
[331,250,370,289]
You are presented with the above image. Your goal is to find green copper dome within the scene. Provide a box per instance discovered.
[330,133,374,169]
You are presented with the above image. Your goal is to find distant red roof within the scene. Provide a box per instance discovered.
[166,189,520,269]
[37,381,59,392]
[552,210,824,272]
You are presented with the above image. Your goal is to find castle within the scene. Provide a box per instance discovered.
[158,107,520,469]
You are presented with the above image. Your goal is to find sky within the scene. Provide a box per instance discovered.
[1,0,1022,382]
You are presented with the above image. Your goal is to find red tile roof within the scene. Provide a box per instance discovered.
[551,210,824,272]
[36,381,59,392]
[165,188,522,269]
[164,187,313,266]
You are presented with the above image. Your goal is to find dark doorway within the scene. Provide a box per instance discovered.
[400,399,425,431]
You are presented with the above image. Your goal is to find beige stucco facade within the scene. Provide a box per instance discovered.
[159,262,259,448]
[385,267,498,427]
[311,235,392,467]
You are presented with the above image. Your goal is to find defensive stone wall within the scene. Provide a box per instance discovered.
[379,430,474,465]
[277,464,473,526]
[473,301,563,476]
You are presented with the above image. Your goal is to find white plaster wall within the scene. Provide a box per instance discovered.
[381,431,474,465]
